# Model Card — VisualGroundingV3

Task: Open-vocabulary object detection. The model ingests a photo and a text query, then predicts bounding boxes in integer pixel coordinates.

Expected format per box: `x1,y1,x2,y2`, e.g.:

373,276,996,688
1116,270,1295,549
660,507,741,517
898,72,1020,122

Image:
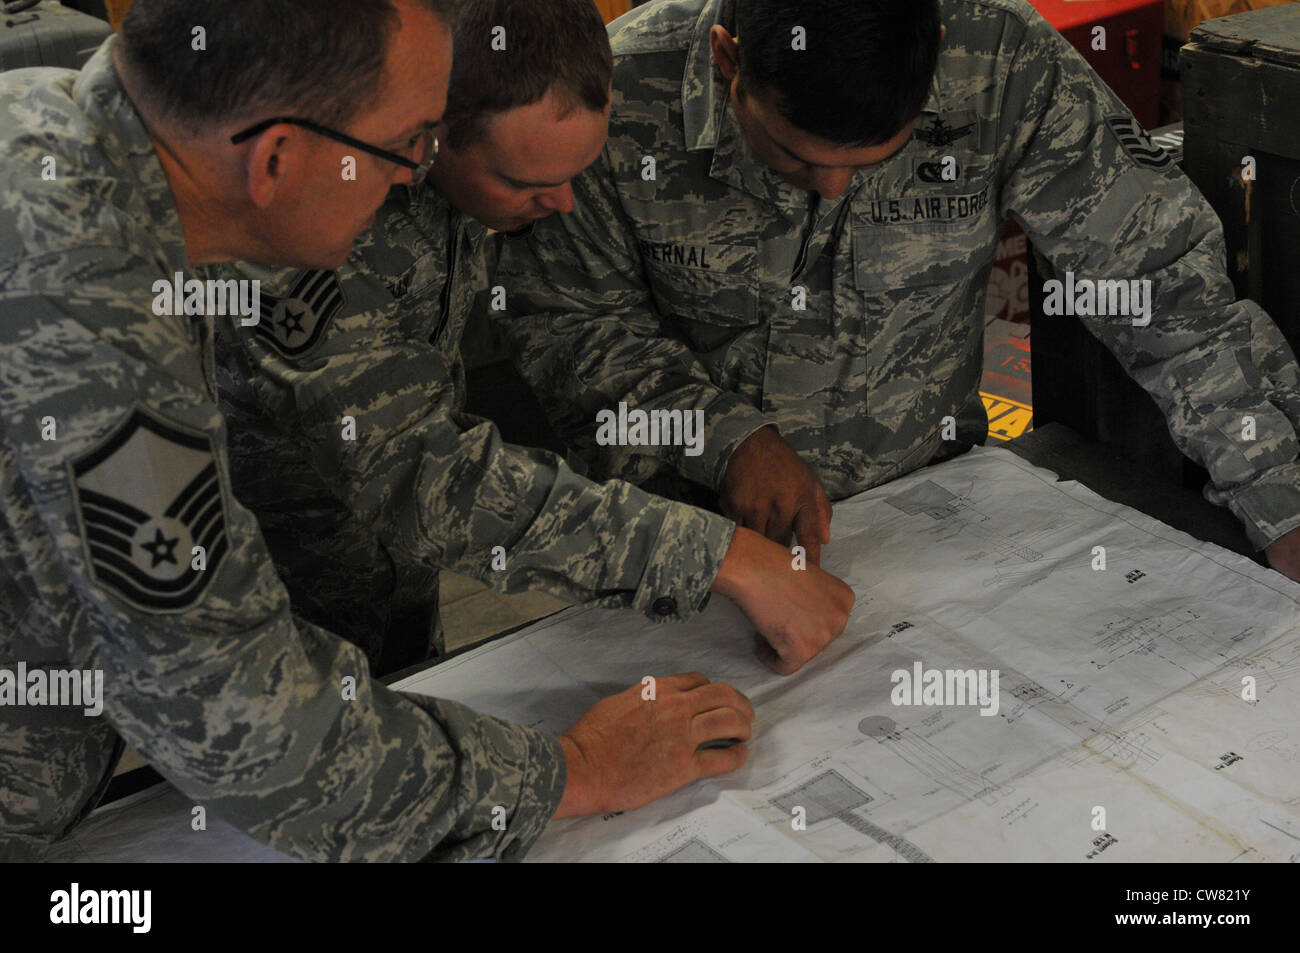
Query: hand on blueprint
1265,525,1300,583
552,673,755,818
721,426,833,565
713,526,855,675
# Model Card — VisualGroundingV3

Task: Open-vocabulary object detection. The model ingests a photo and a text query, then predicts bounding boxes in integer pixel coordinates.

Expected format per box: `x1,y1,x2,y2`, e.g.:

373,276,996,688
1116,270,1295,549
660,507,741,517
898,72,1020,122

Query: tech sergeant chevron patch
1105,116,1173,171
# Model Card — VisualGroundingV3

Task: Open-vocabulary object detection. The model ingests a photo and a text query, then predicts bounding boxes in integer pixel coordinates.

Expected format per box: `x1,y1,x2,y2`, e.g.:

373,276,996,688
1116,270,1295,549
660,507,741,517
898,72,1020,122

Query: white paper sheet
58,447,1300,862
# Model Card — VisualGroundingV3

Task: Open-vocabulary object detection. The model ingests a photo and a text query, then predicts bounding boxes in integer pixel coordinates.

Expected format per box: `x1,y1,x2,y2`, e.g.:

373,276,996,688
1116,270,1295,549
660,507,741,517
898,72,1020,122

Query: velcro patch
861,185,991,226
1106,116,1173,171
636,239,740,271
254,270,345,357
72,408,228,613
913,112,980,150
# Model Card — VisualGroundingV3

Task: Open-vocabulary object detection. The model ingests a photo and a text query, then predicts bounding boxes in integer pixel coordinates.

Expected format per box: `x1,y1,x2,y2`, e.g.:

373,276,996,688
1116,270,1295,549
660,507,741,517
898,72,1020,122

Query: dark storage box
1182,4,1300,359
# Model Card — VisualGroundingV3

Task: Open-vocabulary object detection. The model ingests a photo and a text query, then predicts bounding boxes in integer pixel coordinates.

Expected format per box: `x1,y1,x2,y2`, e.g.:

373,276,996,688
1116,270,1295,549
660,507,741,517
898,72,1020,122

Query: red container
1028,0,1164,128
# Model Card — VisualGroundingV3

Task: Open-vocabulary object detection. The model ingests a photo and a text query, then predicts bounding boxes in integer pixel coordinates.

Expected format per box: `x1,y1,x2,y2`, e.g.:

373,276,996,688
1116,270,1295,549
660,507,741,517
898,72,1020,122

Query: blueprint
54,447,1300,862
395,447,1300,862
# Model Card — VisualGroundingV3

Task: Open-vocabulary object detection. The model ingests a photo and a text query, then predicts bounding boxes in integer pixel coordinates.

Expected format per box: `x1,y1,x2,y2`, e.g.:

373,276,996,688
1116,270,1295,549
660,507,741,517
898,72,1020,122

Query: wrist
720,424,777,483
733,424,778,461
554,733,598,819
711,525,761,601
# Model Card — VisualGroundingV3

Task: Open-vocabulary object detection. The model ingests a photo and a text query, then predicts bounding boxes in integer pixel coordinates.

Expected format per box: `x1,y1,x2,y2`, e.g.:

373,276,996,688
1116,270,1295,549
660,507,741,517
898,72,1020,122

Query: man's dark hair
443,0,612,149
734,0,941,146
119,0,450,131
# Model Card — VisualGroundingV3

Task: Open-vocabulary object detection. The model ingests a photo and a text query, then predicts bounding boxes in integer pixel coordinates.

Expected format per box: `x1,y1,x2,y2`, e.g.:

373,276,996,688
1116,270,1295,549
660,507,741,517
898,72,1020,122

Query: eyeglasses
230,117,439,184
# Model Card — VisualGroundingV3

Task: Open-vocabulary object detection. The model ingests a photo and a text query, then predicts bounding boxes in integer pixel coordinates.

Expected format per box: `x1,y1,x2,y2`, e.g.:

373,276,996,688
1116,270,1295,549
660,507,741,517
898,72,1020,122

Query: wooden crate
1181,4,1300,359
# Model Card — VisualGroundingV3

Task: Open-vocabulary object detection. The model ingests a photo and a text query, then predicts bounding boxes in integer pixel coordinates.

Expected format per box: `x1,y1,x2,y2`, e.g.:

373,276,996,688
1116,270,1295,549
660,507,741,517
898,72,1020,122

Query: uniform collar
681,0,730,153
708,96,790,212
78,36,189,271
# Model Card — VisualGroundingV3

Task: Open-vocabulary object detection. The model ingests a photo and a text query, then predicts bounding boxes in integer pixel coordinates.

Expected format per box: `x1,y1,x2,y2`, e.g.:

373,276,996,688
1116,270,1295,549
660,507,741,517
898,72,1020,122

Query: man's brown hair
443,0,613,149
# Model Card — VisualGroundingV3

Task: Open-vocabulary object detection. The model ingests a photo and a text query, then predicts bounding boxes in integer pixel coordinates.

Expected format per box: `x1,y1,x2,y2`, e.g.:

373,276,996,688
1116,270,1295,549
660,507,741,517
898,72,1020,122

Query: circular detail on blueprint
858,715,897,737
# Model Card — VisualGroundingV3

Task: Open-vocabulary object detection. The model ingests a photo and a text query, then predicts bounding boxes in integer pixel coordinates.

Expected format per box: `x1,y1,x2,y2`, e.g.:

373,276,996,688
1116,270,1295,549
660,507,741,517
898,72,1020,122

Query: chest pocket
362,190,445,301
356,207,449,342
642,240,758,323
852,161,997,294
848,164,996,400
852,217,990,294
367,232,440,302
395,250,445,301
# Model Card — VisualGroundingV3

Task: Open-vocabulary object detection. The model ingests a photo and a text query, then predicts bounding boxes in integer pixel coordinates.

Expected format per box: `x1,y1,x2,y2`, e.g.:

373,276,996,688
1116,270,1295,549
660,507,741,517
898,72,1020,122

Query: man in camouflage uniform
0,0,760,862
496,0,1300,580
216,0,853,679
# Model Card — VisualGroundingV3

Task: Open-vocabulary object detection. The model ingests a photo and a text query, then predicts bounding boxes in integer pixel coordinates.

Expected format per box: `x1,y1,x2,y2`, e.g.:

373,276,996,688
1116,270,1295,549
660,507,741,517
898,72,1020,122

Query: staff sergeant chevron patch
253,270,344,358
71,409,229,613
1105,116,1173,171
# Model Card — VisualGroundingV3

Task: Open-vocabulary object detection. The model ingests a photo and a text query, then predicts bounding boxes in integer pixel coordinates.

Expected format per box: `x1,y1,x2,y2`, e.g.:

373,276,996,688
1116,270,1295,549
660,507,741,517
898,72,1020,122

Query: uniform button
652,596,678,617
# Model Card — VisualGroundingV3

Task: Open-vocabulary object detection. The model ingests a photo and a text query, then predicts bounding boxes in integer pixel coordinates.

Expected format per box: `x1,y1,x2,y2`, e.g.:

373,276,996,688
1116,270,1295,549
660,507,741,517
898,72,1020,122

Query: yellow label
981,392,1034,441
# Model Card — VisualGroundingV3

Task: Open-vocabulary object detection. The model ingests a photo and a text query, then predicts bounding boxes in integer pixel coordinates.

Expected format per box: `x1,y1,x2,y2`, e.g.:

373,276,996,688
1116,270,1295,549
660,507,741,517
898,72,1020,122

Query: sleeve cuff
677,394,773,490
1207,459,1300,549
632,501,736,624
403,697,567,862
496,728,567,862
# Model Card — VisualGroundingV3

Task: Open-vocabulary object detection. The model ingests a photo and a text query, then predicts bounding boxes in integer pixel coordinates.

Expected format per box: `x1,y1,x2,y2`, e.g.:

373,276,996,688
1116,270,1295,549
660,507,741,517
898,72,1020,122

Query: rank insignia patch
1105,116,1173,171
72,409,229,613
254,270,344,358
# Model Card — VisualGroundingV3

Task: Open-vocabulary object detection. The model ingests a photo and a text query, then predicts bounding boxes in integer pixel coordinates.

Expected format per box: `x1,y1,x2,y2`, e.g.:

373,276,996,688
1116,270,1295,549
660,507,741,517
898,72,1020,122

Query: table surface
94,423,1266,811
393,445,1298,862
60,443,1299,862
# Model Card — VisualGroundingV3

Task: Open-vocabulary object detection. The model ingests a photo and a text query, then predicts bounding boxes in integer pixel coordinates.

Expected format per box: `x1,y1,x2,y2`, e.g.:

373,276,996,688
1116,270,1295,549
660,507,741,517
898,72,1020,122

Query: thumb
753,632,799,676
794,507,824,567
